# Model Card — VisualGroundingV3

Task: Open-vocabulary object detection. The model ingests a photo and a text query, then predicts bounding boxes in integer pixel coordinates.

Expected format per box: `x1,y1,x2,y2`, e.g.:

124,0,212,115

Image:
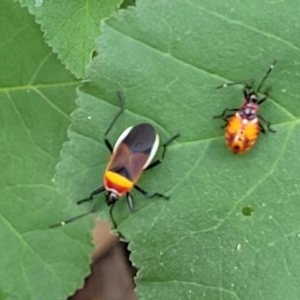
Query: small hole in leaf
242,206,253,216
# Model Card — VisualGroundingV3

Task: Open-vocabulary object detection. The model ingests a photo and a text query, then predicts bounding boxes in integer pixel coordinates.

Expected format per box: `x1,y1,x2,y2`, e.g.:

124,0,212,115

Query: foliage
1,0,300,299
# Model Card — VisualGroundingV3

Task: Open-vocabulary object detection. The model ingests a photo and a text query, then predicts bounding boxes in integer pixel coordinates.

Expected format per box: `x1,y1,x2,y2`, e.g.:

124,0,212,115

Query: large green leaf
55,0,300,299
0,1,92,300
17,0,122,78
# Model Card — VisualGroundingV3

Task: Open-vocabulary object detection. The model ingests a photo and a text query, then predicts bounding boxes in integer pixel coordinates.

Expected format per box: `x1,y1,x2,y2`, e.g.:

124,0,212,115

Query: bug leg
104,138,113,153
214,110,237,128
258,122,266,134
213,108,238,119
257,97,268,105
220,121,229,129
144,133,180,171
218,113,235,128
108,194,135,230
258,115,276,133
109,204,128,241
257,85,270,105
103,92,125,153
134,185,169,200
257,84,272,105
126,192,135,212
109,203,118,229
77,186,106,205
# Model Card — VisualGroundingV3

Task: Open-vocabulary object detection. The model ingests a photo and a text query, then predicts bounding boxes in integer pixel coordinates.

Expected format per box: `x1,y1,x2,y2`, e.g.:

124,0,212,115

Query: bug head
247,92,260,104
105,191,119,206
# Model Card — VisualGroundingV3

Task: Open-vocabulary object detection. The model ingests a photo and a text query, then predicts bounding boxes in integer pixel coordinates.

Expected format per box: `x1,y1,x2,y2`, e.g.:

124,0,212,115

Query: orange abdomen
225,115,259,154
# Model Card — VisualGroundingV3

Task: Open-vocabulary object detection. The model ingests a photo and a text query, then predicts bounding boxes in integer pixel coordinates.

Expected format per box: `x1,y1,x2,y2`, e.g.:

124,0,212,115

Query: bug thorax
238,92,259,120
105,191,119,206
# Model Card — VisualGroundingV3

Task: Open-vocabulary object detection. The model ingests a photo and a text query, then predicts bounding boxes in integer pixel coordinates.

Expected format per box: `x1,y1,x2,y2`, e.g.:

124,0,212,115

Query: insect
214,60,277,154
51,93,180,228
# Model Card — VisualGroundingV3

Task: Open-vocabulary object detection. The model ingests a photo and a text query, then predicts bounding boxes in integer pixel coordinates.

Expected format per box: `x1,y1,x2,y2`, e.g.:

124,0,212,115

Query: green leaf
0,1,92,300
56,0,300,299
121,0,136,9
17,0,122,78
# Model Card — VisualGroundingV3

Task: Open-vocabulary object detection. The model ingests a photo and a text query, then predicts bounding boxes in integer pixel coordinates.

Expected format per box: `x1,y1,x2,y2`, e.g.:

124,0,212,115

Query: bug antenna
49,211,94,228
257,60,277,93
104,92,125,136
216,81,246,89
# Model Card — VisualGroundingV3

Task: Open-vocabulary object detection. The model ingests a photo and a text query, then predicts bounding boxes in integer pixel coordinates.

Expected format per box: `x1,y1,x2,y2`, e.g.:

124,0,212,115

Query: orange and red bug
51,93,179,228
214,60,277,154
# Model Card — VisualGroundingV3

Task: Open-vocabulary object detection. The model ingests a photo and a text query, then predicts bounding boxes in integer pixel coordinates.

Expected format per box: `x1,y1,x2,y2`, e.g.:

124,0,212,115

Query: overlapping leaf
0,2,91,300
17,0,122,78
56,0,300,299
